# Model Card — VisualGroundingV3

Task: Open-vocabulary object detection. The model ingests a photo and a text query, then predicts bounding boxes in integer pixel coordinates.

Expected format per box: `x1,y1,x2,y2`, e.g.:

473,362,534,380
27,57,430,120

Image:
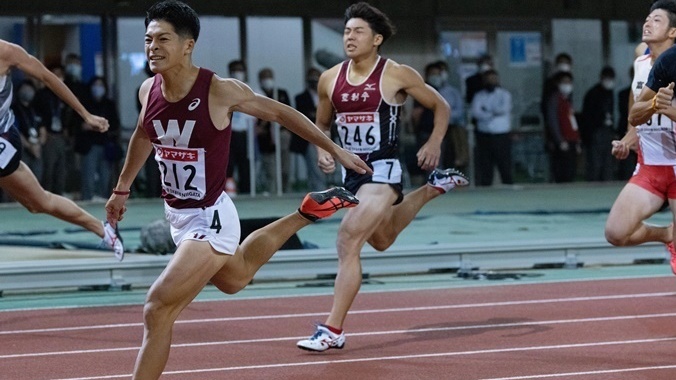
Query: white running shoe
427,168,469,193
101,221,125,261
296,324,345,352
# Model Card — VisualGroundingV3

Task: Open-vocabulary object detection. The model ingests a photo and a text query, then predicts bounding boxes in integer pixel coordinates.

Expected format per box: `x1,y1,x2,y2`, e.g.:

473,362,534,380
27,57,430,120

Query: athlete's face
643,9,676,44
343,18,382,58
144,20,195,73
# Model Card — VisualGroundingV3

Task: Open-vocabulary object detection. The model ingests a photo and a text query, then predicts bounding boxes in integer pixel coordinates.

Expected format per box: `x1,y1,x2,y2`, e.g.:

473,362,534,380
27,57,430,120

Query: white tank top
633,54,676,165
0,74,15,134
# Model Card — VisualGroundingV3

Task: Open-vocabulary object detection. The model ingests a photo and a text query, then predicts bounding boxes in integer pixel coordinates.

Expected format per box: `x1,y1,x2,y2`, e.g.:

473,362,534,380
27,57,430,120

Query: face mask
602,79,615,90
485,84,497,92
440,70,449,82
66,63,82,80
232,71,246,81
307,79,318,91
556,63,572,73
479,63,492,73
559,83,573,95
18,87,35,104
261,78,275,91
91,84,106,99
427,75,443,89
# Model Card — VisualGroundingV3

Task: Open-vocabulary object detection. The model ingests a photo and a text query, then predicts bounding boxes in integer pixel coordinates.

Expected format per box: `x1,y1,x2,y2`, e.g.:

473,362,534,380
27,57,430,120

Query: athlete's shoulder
318,63,342,96
210,75,253,95
656,45,676,66
384,60,423,84
138,76,155,104
636,53,651,63
320,62,342,81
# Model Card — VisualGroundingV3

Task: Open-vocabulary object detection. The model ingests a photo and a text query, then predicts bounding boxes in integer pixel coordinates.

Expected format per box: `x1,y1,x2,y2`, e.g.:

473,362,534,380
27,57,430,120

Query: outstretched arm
224,78,371,175
106,79,154,225
0,41,109,132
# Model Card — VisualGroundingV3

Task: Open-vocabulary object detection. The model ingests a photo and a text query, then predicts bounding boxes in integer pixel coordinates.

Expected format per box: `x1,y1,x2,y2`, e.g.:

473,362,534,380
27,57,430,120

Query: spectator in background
256,67,291,193
616,66,636,180
62,53,89,197
12,79,45,181
75,76,121,201
64,53,87,100
291,67,327,191
581,66,616,182
541,53,573,114
541,52,573,181
226,59,256,196
33,64,69,195
411,62,443,186
465,54,493,104
470,69,513,186
545,71,580,183
434,60,467,172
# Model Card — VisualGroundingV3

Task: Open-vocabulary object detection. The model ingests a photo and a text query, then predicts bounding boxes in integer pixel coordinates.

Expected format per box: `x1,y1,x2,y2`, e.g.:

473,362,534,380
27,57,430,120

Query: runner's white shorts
164,192,240,255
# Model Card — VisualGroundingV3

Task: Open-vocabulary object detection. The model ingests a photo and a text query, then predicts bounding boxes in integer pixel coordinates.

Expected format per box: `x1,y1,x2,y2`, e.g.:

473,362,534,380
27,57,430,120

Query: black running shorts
0,126,22,177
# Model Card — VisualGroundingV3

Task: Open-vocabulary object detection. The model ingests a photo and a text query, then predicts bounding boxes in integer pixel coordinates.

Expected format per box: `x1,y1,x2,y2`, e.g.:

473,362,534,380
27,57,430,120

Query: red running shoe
667,242,676,275
298,187,359,222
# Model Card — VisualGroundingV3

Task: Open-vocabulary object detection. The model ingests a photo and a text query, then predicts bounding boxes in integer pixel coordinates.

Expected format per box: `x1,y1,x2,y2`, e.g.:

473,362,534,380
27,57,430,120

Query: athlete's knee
604,226,629,246
368,235,395,252
211,274,250,295
142,298,172,330
215,279,248,295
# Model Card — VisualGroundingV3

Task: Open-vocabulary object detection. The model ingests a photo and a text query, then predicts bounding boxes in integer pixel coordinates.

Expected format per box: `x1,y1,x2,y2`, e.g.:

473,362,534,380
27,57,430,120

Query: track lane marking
480,365,676,379
2,291,675,336
3,311,676,359
51,337,676,380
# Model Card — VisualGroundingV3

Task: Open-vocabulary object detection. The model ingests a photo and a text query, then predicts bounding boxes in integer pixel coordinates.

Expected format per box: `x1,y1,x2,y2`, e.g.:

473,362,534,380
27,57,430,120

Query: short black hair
555,52,573,64
344,2,396,44
650,0,676,28
424,62,439,77
600,66,615,78
145,0,200,41
554,71,573,82
228,59,245,73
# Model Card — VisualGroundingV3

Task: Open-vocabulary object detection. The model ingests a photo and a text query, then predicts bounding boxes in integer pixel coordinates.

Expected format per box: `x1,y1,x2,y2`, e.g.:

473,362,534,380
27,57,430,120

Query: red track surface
3,277,676,379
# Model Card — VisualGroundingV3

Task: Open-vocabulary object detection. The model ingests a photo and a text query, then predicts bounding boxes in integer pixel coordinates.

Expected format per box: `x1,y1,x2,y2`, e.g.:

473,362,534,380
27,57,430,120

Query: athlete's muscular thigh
337,184,397,252
606,183,665,237
147,240,229,306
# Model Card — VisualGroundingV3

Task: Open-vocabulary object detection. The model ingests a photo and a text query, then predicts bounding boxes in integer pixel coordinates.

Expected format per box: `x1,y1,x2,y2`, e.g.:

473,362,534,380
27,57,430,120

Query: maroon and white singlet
330,56,401,164
144,68,232,209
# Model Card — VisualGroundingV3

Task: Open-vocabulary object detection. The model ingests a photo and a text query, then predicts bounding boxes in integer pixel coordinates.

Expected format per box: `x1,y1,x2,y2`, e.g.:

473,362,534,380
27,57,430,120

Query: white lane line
51,337,676,380
480,365,676,379
3,311,676,359
2,291,675,336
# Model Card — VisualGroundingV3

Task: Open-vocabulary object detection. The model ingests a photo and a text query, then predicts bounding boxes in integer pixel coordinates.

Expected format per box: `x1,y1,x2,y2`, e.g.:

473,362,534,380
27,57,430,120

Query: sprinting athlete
0,38,123,259
613,0,676,273
103,1,371,378
296,2,469,352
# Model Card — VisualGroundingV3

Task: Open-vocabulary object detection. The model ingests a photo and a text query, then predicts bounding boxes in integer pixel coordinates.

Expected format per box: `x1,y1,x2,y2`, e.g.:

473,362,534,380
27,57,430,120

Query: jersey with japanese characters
331,57,401,163
634,53,676,165
144,68,232,209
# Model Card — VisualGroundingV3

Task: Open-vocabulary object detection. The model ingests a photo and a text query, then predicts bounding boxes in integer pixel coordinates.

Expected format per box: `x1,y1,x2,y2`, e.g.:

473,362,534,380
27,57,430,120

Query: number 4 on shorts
210,210,222,233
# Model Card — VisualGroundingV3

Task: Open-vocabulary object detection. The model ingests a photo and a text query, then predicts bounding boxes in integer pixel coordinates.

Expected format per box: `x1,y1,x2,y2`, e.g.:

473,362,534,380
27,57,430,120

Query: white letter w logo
152,119,196,147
